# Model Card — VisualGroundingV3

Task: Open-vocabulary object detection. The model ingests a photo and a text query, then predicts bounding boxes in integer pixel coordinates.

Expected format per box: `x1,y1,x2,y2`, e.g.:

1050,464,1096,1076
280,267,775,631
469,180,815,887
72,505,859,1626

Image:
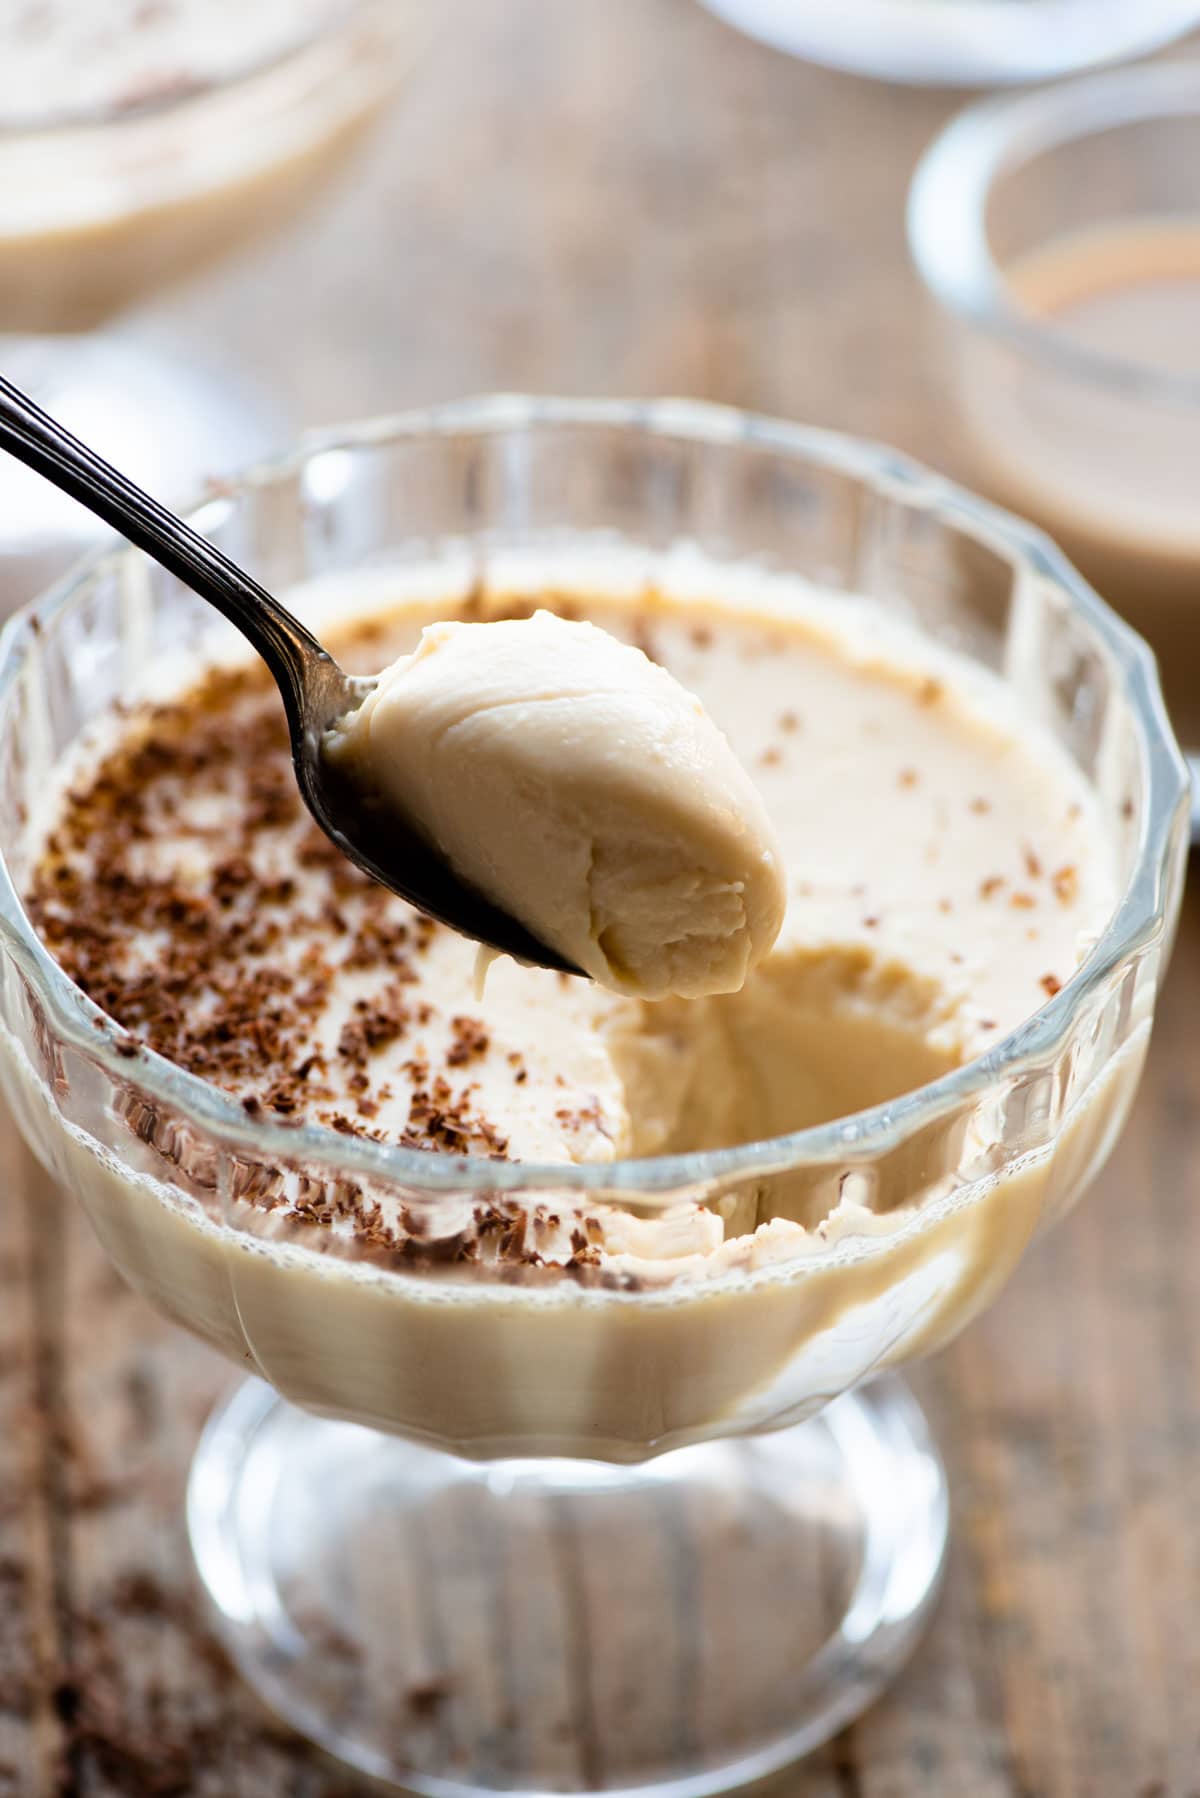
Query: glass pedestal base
188,1376,947,1794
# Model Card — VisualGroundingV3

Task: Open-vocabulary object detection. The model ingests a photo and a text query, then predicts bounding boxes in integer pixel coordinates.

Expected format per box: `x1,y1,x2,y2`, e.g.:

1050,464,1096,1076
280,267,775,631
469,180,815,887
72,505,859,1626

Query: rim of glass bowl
908,59,1200,411
0,0,398,137
0,394,1186,1203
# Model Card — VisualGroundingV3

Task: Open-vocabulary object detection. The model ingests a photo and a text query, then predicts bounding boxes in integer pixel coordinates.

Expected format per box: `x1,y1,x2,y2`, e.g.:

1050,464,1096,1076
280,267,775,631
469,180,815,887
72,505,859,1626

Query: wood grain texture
2,0,1198,1791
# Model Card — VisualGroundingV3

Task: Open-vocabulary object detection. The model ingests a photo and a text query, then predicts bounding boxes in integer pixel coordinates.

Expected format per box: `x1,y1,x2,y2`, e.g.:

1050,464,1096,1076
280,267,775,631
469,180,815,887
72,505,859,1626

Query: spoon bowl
0,372,581,975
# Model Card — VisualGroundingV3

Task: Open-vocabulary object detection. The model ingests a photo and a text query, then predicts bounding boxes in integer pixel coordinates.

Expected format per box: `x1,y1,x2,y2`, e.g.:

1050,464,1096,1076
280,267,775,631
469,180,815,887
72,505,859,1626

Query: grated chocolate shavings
24,645,520,1190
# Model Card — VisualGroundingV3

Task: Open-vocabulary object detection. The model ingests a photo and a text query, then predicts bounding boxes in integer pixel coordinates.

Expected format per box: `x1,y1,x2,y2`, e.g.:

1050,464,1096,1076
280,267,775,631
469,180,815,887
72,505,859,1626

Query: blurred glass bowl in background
0,0,427,620
910,60,1200,808
0,398,1187,1792
698,0,1200,86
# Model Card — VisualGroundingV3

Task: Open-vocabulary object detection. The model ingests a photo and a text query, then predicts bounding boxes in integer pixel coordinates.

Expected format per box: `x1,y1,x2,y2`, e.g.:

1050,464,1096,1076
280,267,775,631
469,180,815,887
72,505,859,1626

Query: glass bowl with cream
0,0,414,333
909,60,1200,781
696,0,1200,87
0,0,426,619
0,398,1187,1796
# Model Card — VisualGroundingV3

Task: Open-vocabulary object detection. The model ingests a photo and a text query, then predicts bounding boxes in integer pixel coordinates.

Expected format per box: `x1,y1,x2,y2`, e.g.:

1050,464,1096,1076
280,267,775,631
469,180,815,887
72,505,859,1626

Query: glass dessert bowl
0,0,412,333
908,61,1200,779
695,0,1200,87
0,398,1187,1795
0,0,425,614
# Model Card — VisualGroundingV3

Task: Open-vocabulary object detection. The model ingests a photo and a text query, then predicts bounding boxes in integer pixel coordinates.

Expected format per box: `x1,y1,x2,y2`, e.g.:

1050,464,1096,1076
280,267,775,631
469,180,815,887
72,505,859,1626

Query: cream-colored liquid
1017,226,1200,374
6,559,1136,1462
963,221,1200,738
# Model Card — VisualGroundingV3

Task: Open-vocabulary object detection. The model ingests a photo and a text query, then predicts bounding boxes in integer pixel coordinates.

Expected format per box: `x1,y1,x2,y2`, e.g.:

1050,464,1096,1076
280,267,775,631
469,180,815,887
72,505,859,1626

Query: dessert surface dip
17,556,1131,1459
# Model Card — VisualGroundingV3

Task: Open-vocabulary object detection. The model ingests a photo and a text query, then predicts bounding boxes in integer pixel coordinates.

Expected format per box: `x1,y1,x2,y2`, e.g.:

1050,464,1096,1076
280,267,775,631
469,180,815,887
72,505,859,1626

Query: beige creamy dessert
328,609,786,998
19,563,1133,1459
0,0,395,330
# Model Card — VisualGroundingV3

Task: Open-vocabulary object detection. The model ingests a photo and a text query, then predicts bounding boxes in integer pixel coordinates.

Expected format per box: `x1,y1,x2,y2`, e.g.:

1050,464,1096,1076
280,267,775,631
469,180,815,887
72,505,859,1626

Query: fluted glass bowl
0,398,1187,1795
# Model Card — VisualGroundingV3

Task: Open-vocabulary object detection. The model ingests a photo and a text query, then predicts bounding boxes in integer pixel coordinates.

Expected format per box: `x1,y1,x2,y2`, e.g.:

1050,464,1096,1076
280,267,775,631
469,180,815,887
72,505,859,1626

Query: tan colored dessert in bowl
13,552,1137,1460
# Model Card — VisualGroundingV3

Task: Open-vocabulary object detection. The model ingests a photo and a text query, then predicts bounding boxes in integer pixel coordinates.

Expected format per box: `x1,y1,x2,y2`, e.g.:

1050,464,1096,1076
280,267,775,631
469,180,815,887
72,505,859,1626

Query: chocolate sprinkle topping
25,654,506,1161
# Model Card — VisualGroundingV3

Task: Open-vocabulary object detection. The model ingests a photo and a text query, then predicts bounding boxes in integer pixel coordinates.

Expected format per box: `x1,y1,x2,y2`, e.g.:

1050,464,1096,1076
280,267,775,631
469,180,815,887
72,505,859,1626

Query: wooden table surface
3,2,1199,1792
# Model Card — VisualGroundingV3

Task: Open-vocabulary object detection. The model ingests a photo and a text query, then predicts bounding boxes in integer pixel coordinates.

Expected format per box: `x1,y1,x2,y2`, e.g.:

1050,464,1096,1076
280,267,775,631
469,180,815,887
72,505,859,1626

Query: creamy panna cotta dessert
20,555,1133,1459
327,608,788,999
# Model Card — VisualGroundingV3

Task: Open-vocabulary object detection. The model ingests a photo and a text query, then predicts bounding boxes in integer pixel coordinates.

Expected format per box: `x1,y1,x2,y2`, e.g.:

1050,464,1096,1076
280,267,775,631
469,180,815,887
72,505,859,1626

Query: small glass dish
0,0,419,333
0,2,428,631
697,0,1200,88
909,60,1200,784
0,398,1188,1794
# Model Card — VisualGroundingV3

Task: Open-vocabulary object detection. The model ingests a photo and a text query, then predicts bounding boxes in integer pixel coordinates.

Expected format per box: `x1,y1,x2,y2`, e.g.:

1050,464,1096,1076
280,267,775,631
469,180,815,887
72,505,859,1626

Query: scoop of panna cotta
325,609,786,999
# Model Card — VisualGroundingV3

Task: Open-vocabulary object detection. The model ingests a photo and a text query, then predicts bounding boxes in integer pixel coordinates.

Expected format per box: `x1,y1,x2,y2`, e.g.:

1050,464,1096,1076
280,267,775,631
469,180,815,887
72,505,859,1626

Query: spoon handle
0,371,339,736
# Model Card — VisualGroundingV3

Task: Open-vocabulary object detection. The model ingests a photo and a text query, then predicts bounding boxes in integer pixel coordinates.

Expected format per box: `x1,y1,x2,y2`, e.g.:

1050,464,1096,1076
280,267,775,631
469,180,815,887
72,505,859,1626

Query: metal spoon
0,372,581,974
